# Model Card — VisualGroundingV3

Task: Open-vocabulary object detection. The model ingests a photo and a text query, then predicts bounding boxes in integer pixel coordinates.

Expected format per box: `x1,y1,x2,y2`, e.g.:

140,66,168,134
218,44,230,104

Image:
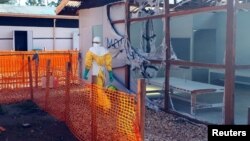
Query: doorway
14,31,28,51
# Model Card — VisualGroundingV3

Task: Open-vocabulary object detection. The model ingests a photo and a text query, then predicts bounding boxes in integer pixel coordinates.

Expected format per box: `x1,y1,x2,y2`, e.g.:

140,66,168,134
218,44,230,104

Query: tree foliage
26,0,45,6
0,0,61,7
0,0,16,4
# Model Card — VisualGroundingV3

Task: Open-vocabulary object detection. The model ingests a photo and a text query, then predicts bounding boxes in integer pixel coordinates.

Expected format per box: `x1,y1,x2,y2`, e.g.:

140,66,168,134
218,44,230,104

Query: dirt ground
0,100,77,141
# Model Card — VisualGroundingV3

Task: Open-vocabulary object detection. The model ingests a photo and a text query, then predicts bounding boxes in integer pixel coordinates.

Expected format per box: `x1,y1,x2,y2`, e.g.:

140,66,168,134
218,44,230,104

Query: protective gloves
83,68,89,80
108,71,114,83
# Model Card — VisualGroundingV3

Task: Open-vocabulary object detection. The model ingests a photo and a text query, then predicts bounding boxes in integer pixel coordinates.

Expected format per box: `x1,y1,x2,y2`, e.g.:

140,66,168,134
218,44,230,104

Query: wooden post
45,59,51,110
224,0,236,125
69,53,73,77
91,75,97,141
164,0,171,112
248,107,250,125
78,52,83,79
35,58,38,88
32,52,39,88
125,0,130,40
69,53,73,65
137,79,145,141
65,62,71,122
125,65,130,89
22,54,25,83
28,57,33,100
53,19,56,50
125,0,131,90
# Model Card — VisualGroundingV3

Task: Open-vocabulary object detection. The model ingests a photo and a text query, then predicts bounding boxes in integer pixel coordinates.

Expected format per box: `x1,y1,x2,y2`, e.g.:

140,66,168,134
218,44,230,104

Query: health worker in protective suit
83,36,113,86
83,36,113,111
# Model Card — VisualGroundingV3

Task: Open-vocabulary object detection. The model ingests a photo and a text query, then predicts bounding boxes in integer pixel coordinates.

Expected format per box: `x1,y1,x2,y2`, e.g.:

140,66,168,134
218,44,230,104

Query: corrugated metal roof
0,4,56,15
66,1,81,7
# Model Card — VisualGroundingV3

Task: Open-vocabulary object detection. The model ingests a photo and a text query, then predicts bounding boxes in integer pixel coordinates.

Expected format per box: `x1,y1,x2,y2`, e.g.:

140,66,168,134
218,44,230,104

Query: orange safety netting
0,51,78,104
0,51,141,141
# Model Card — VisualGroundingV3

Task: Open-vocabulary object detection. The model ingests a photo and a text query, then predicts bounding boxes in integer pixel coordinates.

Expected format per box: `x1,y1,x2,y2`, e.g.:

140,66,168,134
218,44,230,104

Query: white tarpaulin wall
79,2,128,87
103,3,128,67
79,2,127,67
79,2,160,110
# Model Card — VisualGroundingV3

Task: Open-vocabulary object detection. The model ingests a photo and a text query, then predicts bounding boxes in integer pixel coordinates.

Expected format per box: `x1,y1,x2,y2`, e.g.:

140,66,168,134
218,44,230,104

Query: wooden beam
111,1,125,6
112,19,125,24
112,5,226,25
170,60,225,69
56,0,70,15
0,13,78,19
164,0,171,112
112,14,165,24
169,5,226,17
146,90,164,93
130,14,165,22
224,0,236,125
235,65,250,69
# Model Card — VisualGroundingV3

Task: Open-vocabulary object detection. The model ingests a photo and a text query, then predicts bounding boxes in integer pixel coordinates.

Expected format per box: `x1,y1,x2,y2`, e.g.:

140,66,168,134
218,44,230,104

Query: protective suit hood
89,44,108,56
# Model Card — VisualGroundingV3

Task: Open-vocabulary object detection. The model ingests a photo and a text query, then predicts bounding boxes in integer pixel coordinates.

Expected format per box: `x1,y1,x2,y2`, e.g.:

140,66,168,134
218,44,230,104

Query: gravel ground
145,108,208,141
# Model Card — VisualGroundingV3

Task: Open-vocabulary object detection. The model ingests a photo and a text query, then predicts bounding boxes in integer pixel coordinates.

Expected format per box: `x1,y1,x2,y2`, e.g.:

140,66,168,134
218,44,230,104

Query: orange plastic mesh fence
0,51,78,104
33,66,67,121
0,51,141,141
0,54,32,104
65,79,140,141
33,74,141,141
37,53,79,84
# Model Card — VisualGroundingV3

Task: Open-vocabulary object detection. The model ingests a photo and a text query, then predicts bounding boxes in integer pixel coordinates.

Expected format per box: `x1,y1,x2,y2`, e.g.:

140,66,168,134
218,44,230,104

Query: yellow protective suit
84,44,112,110
85,47,112,86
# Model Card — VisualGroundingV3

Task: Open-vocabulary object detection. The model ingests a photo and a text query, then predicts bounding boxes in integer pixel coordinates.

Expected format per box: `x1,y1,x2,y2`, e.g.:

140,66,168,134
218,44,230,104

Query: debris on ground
145,108,207,141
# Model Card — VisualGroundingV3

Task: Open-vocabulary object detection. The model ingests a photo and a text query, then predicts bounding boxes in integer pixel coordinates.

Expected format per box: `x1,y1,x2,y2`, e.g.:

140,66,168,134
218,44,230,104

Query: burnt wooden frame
110,0,250,124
